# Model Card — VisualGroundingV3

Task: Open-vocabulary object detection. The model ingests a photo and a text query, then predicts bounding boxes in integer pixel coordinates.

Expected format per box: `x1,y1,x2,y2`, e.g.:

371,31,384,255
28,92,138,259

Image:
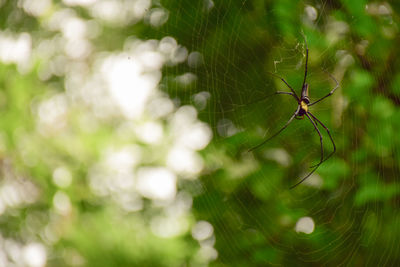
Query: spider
249,34,339,189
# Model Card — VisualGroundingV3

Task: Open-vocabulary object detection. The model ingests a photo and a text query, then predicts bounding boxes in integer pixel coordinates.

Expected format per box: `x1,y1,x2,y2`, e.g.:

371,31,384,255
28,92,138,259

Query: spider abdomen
298,100,308,116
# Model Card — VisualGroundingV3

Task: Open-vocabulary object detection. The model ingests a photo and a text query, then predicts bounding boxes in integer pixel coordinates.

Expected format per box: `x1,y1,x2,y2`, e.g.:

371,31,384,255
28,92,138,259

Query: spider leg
308,112,336,165
305,113,324,168
289,113,323,188
266,72,300,101
275,91,298,100
236,91,298,108
289,164,319,189
308,71,339,106
308,115,324,168
301,32,309,88
248,107,299,152
231,91,297,109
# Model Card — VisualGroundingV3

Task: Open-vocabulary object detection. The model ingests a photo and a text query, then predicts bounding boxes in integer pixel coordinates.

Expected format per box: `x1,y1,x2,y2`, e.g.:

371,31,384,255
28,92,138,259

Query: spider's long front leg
301,32,309,89
248,107,299,152
308,112,336,165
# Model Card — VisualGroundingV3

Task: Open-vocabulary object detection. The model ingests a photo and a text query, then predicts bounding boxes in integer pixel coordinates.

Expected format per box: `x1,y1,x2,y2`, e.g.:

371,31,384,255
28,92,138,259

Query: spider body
296,84,310,119
248,34,339,189
296,102,308,118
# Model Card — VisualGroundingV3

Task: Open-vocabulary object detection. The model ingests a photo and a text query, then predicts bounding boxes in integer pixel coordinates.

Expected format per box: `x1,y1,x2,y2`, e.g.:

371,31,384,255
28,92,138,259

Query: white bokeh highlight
0,32,31,71
53,167,73,188
192,221,214,241
22,243,47,267
104,57,156,119
136,167,177,202
295,216,315,234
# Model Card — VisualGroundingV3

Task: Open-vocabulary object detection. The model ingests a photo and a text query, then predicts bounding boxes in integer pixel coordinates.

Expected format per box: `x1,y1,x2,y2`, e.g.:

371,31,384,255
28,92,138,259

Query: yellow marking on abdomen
301,101,308,112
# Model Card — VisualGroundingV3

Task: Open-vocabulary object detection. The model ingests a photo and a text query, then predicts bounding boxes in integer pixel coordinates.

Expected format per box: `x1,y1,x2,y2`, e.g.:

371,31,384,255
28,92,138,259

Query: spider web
159,0,400,266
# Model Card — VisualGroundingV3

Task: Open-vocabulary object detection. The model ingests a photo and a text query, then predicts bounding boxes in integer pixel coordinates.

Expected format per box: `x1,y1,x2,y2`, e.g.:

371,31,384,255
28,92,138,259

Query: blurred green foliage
0,0,400,266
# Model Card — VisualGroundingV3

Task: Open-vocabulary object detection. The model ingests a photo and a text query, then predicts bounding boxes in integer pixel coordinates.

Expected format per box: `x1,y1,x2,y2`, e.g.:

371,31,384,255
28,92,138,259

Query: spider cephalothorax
249,34,339,188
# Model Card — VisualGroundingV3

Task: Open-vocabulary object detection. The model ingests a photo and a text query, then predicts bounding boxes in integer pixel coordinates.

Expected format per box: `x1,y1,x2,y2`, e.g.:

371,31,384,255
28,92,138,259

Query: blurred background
0,0,399,266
